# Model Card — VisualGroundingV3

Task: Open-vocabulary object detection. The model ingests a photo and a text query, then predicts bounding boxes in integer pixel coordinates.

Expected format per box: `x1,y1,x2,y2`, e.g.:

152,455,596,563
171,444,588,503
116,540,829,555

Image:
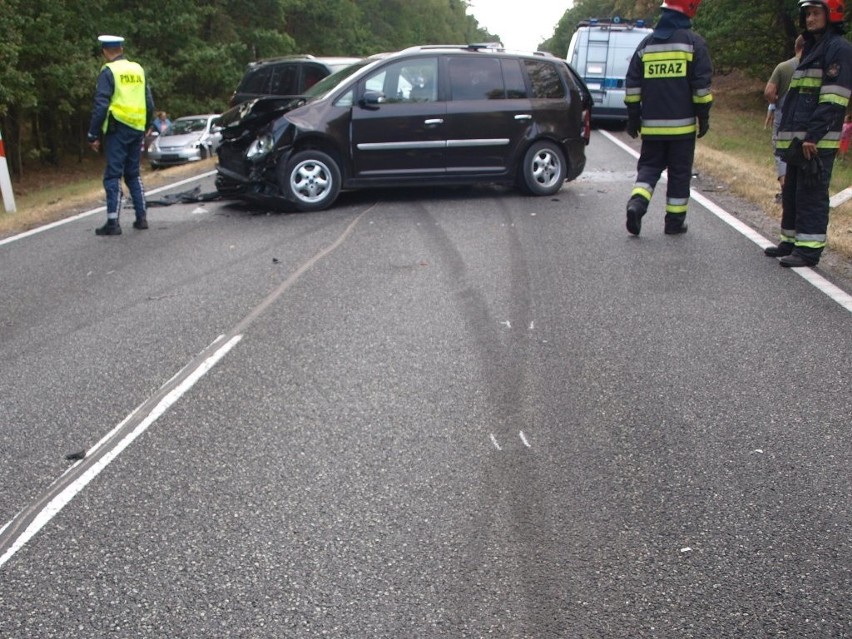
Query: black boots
764,242,794,257
664,221,688,235
95,218,147,234
779,253,817,268
627,198,687,235
765,242,818,267
626,198,646,236
95,221,121,236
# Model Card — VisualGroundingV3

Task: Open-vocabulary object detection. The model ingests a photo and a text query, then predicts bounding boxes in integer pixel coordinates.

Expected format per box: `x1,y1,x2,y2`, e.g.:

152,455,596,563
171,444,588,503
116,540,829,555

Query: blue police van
566,18,652,123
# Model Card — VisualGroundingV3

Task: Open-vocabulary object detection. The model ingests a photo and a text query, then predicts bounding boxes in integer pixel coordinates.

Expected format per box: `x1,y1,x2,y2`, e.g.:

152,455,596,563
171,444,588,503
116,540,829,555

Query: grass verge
0,157,216,239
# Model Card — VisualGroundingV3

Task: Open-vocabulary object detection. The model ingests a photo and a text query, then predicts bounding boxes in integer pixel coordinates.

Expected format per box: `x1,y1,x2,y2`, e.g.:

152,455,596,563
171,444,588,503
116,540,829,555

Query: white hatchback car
148,114,222,169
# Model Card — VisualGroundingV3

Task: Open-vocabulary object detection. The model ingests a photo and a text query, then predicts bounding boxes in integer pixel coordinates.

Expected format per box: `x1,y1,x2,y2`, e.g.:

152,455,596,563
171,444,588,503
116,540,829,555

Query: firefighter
767,0,852,267
87,35,154,236
624,0,713,236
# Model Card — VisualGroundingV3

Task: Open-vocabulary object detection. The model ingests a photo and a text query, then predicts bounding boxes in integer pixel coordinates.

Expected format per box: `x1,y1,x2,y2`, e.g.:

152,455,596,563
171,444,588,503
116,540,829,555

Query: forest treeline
0,0,837,179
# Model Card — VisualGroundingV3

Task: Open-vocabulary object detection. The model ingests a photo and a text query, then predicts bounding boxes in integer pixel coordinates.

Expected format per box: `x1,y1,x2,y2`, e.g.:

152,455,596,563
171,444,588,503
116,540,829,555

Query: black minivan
216,44,592,211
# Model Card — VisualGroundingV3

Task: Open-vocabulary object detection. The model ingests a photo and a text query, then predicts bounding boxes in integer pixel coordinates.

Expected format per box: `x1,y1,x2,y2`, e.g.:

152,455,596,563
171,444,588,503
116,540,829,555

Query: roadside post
0,128,16,213
830,185,852,208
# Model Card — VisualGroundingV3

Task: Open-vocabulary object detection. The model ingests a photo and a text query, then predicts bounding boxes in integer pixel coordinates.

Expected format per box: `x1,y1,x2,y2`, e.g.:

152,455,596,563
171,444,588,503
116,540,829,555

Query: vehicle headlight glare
246,134,274,160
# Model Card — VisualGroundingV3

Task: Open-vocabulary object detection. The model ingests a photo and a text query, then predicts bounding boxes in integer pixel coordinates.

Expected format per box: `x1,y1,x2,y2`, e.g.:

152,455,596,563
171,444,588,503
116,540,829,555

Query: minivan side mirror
360,90,386,110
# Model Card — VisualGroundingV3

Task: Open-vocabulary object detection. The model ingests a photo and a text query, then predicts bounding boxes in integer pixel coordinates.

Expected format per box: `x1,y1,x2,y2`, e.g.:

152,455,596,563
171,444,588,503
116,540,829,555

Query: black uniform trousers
632,137,695,231
780,150,834,263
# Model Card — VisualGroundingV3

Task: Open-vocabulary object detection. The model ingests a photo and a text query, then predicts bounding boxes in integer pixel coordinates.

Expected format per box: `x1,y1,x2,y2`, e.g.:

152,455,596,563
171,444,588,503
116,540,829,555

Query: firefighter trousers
628,137,695,231
779,151,834,263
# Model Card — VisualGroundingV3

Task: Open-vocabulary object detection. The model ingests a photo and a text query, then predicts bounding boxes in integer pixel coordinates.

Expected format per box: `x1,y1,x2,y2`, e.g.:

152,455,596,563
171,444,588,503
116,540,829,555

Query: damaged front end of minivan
214,97,303,205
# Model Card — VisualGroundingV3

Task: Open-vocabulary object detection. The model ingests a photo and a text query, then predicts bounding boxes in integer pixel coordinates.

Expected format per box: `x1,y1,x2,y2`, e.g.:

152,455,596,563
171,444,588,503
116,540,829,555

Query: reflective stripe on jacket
776,29,852,152
624,28,713,139
102,59,147,133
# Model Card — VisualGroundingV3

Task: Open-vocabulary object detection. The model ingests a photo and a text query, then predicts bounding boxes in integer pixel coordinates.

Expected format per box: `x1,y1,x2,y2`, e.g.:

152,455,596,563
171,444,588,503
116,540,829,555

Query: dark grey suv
216,44,592,211
229,55,361,106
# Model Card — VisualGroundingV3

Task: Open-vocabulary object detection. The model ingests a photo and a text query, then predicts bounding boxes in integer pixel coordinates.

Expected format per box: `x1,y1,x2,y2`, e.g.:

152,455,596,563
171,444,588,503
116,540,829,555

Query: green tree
0,0,32,176
0,0,507,178
695,0,800,76
539,0,656,55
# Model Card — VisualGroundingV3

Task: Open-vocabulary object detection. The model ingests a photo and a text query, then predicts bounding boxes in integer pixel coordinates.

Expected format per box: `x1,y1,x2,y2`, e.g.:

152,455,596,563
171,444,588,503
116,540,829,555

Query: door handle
424,119,444,126
514,114,532,121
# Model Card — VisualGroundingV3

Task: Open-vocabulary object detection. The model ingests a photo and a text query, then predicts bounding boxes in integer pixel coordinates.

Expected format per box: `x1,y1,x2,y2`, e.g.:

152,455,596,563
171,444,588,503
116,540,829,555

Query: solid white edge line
0,333,242,569
0,170,217,247
598,129,852,314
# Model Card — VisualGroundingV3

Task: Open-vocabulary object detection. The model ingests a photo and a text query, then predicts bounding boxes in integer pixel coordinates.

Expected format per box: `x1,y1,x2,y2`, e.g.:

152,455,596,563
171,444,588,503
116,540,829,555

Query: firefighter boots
626,197,647,236
779,253,817,268
664,220,688,234
764,242,794,257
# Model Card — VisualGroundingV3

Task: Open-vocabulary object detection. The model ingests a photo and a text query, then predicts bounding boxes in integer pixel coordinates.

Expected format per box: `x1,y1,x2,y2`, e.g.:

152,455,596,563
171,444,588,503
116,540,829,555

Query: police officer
624,0,713,236
767,0,852,267
87,35,154,236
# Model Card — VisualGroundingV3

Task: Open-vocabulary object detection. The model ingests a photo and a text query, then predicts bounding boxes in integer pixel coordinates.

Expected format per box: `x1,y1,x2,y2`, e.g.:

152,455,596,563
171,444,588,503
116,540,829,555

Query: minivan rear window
268,65,298,95
524,60,566,100
239,67,272,94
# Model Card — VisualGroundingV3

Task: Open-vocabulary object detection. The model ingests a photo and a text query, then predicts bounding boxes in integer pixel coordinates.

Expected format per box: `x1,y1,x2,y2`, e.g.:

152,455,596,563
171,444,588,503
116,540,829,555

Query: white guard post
829,185,852,209
0,128,16,213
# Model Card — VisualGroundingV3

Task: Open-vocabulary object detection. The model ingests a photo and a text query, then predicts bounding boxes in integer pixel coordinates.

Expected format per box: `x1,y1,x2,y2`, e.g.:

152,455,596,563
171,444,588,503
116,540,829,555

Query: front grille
217,140,250,177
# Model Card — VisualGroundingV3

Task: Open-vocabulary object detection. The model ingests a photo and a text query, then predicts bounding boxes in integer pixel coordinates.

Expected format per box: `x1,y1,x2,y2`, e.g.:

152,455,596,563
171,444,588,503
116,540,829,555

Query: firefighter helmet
660,0,702,19
799,0,845,24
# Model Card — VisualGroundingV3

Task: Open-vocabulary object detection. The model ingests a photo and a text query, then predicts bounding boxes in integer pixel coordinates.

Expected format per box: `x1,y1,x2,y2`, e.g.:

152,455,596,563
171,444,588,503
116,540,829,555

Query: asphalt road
0,131,850,638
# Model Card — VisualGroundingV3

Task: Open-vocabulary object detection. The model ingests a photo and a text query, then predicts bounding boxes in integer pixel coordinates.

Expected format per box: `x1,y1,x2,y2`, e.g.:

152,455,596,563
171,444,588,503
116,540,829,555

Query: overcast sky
466,0,569,52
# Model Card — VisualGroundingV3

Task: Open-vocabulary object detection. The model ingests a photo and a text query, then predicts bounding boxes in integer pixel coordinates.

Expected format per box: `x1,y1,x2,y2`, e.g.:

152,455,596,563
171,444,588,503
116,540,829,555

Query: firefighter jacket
776,27,852,154
624,18,713,139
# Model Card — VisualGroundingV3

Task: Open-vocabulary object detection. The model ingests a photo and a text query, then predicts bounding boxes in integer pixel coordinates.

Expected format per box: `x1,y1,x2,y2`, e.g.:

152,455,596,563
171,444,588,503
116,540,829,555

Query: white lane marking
519,431,531,448
599,130,852,315
0,209,369,568
0,334,242,569
490,433,502,450
500,320,511,329
0,170,217,247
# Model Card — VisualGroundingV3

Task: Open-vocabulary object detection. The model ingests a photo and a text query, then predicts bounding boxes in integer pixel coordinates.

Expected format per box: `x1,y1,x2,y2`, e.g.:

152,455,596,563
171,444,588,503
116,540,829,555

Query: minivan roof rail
577,17,649,29
399,42,507,54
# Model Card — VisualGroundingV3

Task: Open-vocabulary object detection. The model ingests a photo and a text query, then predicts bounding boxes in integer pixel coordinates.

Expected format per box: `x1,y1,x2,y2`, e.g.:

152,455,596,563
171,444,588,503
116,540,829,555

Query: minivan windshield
303,60,372,98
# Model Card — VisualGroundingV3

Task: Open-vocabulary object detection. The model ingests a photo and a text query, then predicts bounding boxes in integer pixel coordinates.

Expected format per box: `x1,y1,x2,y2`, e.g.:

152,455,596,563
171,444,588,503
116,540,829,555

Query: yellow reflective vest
102,59,147,133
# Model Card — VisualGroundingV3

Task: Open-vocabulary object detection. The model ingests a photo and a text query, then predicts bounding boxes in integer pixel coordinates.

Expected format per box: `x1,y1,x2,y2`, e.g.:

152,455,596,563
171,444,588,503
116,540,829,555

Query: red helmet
661,0,702,19
799,0,845,23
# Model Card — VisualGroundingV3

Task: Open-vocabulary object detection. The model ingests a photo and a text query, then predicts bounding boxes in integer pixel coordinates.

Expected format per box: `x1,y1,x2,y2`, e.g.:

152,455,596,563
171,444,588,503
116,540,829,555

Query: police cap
97,35,125,49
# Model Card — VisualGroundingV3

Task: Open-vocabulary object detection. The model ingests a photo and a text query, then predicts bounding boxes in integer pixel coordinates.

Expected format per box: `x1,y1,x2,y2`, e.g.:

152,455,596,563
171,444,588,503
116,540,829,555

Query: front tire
279,149,341,212
519,141,566,196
